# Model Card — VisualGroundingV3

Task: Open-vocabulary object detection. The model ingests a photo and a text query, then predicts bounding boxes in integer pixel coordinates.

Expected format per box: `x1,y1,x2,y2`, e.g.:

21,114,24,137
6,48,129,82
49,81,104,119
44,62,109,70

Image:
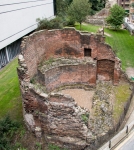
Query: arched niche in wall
97,59,115,81
84,48,92,57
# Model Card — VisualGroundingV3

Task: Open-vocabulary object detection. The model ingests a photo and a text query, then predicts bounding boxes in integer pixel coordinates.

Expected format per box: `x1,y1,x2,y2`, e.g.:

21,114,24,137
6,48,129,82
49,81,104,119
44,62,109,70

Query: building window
132,15,134,20
84,48,91,57
53,0,57,15
0,38,21,69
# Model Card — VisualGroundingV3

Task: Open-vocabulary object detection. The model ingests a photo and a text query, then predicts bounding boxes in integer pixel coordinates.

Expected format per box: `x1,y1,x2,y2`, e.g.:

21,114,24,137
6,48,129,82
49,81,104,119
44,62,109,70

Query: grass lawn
0,57,23,122
75,23,134,70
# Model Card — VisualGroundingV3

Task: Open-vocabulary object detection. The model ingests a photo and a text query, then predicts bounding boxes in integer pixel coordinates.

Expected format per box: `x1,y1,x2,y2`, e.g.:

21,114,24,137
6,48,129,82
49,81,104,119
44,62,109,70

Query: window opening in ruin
84,48,91,57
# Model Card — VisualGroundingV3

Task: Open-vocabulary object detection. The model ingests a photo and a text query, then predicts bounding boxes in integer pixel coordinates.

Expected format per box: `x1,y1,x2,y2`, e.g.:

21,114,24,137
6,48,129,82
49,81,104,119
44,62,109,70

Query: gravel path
104,32,112,37
126,67,134,78
60,89,94,111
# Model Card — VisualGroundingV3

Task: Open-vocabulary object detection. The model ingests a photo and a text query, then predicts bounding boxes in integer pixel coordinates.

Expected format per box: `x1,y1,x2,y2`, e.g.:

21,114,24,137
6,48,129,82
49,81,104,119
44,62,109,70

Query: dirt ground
60,89,95,111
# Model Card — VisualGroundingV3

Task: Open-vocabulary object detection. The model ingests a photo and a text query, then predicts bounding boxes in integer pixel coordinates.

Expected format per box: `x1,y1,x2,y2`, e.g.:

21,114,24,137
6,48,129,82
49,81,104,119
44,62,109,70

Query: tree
106,4,125,30
56,0,73,16
89,0,106,15
68,0,91,30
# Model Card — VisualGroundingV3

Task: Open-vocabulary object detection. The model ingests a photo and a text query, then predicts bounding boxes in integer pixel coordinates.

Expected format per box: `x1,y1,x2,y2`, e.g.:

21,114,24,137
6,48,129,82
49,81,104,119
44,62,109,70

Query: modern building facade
117,0,130,12
129,0,134,22
0,0,55,69
117,0,134,22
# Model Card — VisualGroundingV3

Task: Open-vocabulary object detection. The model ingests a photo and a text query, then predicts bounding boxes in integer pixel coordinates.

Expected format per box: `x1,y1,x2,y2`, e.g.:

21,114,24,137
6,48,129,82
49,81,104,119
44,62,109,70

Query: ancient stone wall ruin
85,0,116,25
18,28,122,149
38,57,96,91
21,28,120,85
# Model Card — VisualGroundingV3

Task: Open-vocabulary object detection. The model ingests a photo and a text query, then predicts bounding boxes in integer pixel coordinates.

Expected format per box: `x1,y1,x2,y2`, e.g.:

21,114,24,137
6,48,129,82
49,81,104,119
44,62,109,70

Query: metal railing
99,120,134,150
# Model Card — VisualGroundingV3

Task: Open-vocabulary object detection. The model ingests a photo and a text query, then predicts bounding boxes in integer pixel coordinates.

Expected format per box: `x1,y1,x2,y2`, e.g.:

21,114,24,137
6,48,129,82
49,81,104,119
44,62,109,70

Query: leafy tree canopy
89,0,106,14
56,0,106,16
68,0,91,30
106,4,125,30
56,0,73,16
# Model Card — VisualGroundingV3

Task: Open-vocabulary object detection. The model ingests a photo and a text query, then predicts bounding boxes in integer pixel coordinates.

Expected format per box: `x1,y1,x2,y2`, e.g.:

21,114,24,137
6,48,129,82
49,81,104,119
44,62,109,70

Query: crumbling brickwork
18,28,121,149
21,28,120,84
37,57,96,91
97,59,115,81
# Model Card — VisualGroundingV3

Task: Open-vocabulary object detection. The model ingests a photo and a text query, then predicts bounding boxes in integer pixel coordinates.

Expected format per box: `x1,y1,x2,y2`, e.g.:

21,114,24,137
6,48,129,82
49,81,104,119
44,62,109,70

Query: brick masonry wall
18,28,122,149
21,28,120,84
97,59,115,81
38,63,96,92
17,57,91,149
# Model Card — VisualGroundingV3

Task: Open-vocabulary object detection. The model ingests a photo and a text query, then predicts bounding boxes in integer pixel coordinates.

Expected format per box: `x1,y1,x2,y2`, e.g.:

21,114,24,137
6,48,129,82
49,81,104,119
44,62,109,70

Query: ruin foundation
17,28,122,149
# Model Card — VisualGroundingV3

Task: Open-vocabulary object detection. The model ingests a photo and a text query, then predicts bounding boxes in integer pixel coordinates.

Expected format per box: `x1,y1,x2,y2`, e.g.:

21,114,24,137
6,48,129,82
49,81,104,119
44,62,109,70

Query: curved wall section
38,58,97,91
21,28,120,85
17,28,122,149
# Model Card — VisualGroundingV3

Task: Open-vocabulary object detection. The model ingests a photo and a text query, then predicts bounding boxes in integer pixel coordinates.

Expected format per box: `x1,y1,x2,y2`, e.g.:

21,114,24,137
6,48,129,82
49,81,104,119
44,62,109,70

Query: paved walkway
126,67,134,79
114,130,134,150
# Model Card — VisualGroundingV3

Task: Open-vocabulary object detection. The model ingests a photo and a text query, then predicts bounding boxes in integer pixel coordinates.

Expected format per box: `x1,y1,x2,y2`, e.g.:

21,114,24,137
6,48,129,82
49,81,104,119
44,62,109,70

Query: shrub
67,0,91,30
0,116,20,150
106,4,125,30
48,144,61,150
48,144,67,150
36,16,63,31
64,17,75,26
81,113,89,125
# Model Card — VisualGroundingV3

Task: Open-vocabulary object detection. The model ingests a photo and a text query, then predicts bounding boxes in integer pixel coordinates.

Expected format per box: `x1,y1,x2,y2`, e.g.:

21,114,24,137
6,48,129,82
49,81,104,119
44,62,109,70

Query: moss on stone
113,83,131,121
81,113,89,125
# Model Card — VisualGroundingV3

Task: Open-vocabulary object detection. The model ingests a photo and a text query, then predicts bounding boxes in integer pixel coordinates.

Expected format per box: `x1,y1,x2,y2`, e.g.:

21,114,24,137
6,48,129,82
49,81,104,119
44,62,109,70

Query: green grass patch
81,113,89,125
48,144,67,150
0,58,23,122
113,83,131,121
39,57,55,68
75,23,134,70
105,28,134,70
75,23,100,33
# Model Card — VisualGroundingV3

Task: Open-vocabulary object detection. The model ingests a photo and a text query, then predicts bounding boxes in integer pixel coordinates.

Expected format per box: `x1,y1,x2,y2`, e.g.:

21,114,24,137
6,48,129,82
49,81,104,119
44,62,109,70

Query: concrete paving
126,67,134,79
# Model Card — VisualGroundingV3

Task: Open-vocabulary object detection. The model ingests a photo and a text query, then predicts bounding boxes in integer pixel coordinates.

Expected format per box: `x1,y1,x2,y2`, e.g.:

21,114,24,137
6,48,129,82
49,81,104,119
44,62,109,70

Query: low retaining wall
85,8,110,25
123,21,134,35
99,120,134,150
115,90,133,131
99,80,134,150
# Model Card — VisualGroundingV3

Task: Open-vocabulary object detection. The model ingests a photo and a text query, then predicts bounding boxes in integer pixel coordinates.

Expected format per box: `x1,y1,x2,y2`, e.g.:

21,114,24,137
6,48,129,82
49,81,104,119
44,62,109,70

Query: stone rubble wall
86,0,117,25
17,55,94,149
86,8,110,25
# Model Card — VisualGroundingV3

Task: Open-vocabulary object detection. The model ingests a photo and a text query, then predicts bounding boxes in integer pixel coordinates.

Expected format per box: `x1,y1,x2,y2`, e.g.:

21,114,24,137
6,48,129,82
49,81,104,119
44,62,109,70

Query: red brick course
18,28,122,149
21,28,120,84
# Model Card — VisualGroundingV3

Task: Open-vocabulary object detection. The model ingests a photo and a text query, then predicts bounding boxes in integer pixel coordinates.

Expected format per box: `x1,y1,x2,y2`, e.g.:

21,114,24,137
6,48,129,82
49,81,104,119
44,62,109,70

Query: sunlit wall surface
0,0,54,50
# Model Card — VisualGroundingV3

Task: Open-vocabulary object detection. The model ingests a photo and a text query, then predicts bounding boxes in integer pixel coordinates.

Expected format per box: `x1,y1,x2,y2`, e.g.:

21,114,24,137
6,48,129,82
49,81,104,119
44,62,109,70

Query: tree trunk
80,22,82,30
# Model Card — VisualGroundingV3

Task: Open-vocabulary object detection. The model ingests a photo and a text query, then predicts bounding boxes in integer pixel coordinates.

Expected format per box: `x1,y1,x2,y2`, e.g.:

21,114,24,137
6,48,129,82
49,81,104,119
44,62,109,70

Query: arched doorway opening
97,59,115,81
